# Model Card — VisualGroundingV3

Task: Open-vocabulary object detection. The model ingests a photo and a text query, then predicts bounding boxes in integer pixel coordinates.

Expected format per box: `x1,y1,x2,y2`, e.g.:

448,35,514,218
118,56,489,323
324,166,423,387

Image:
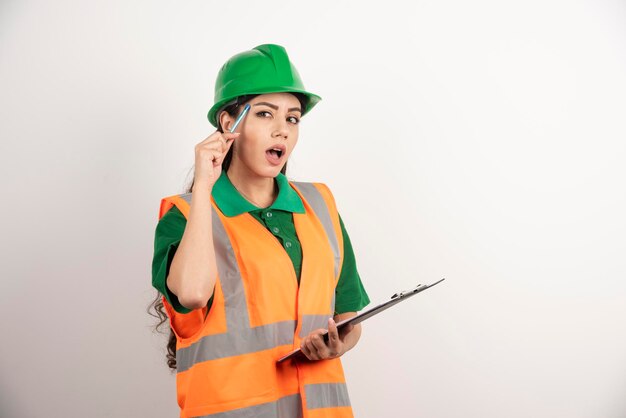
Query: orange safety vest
158,181,354,418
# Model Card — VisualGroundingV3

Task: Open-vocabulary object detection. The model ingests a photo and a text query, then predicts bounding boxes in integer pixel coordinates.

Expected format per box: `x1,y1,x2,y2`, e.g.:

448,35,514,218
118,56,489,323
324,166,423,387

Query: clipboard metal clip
390,278,445,299
391,284,424,299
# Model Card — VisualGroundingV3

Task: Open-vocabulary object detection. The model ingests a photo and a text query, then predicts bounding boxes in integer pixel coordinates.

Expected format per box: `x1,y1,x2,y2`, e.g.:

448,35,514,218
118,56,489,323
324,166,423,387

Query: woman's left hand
300,318,356,361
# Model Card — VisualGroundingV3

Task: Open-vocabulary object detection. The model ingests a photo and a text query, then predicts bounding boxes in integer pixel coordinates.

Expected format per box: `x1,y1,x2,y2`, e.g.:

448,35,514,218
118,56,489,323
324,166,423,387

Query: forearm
334,312,362,355
167,187,217,309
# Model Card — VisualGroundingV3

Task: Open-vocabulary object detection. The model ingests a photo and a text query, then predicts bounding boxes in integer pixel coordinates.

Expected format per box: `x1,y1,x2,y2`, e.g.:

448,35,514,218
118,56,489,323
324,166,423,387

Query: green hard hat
207,44,321,127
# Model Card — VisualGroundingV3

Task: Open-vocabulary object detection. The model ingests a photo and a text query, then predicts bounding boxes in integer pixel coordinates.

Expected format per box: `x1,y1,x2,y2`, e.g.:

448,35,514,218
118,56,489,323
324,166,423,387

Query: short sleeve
334,214,370,314
151,205,192,314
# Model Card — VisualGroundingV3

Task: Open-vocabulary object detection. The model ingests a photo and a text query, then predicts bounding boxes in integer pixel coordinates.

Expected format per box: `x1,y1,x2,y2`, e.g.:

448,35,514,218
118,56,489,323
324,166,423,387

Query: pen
229,103,251,133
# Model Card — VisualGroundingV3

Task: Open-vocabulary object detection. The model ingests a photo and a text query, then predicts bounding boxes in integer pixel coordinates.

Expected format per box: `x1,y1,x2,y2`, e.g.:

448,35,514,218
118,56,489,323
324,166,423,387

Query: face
221,93,302,178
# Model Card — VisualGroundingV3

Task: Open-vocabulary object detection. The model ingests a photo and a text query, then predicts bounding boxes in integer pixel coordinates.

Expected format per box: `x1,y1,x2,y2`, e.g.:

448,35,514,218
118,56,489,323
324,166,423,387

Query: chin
253,165,283,179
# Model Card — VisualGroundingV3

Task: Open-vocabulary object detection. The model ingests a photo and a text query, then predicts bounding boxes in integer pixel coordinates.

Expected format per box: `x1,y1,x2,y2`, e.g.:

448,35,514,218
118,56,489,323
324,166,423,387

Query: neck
226,163,278,209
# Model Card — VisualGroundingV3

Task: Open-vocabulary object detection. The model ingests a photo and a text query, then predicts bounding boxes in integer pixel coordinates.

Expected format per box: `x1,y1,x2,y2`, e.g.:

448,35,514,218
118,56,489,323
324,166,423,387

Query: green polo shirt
152,171,370,315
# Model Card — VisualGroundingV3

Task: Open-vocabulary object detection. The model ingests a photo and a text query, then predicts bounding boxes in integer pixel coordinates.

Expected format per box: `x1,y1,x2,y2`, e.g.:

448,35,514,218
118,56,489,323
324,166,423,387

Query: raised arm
166,131,238,310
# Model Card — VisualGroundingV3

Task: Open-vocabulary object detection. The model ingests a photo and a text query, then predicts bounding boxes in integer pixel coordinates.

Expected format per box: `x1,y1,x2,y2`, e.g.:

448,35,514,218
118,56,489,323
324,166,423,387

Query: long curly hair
148,93,306,370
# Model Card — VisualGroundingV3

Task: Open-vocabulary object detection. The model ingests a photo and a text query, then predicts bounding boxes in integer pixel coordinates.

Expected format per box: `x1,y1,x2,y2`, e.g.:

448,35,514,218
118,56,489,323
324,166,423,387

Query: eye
256,110,272,118
287,116,300,124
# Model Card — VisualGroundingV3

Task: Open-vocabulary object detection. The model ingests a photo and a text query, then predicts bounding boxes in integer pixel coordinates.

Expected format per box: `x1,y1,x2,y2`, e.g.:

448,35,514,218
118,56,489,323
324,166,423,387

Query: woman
151,44,370,418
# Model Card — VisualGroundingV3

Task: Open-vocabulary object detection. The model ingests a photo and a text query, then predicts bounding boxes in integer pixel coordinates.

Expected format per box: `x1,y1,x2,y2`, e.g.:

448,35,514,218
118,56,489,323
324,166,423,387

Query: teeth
267,147,284,159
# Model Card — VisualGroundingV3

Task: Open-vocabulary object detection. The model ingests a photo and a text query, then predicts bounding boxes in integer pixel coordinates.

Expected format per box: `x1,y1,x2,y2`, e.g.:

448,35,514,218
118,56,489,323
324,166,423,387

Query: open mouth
267,148,284,158
266,144,287,161
265,145,286,166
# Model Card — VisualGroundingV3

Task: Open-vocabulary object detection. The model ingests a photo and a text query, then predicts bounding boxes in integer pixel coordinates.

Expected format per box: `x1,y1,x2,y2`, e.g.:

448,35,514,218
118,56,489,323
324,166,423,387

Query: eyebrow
253,102,302,113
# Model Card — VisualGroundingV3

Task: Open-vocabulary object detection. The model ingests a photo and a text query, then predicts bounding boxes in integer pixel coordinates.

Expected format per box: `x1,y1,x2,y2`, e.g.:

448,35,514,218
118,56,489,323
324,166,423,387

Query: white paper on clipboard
276,278,445,363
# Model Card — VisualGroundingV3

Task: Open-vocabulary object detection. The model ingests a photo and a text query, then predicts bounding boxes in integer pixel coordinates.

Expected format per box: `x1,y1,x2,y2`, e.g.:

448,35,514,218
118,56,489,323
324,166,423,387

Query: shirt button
285,241,292,248
272,227,280,234
266,211,273,218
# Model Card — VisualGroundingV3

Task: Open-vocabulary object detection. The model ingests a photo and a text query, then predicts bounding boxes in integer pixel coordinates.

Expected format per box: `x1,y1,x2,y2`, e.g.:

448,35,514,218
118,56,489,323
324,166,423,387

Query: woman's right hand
193,131,240,192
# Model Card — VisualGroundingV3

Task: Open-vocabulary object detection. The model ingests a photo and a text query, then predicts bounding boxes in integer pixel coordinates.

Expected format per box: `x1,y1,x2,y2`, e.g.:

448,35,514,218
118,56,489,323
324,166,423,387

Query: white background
2,0,626,417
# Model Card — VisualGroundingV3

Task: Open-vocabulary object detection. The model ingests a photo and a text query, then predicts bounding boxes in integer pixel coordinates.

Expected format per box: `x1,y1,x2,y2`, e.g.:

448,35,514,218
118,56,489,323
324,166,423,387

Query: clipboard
276,278,445,363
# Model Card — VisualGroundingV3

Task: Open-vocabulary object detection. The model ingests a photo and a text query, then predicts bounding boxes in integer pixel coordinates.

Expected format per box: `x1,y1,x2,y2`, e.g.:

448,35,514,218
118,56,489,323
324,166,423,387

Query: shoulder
156,200,187,239
290,180,342,232
160,192,192,218
289,180,336,202
290,180,339,211
160,203,186,222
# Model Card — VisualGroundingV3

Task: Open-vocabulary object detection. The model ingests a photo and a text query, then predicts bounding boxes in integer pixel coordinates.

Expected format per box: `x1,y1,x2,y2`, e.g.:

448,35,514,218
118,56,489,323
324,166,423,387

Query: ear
219,110,235,132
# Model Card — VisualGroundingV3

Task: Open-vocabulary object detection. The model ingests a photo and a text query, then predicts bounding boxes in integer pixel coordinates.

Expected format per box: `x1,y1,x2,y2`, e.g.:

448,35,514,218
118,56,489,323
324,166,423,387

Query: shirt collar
212,170,305,217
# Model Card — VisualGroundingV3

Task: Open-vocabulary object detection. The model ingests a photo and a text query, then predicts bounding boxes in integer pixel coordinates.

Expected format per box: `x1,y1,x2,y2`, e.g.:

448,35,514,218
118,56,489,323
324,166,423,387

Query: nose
271,118,289,140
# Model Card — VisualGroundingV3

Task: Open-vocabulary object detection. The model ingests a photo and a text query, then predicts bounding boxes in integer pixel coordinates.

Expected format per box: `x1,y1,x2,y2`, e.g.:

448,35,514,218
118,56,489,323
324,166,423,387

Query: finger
200,136,232,154
326,320,341,357
301,339,316,360
199,141,225,152
212,133,238,153
311,333,329,355
195,144,220,159
223,136,236,153
222,132,240,142
197,131,239,146
300,340,313,360
213,154,226,166
206,150,223,166
213,148,231,166
306,339,323,360
328,319,339,345
197,131,222,145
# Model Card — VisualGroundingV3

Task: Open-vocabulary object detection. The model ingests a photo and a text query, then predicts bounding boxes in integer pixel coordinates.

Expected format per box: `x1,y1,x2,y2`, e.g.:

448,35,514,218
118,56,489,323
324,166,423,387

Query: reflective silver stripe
179,193,192,205
211,207,251,332
179,193,250,331
304,383,351,409
291,182,341,279
177,320,296,372
299,314,332,338
194,394,302,418
175,201,296,373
